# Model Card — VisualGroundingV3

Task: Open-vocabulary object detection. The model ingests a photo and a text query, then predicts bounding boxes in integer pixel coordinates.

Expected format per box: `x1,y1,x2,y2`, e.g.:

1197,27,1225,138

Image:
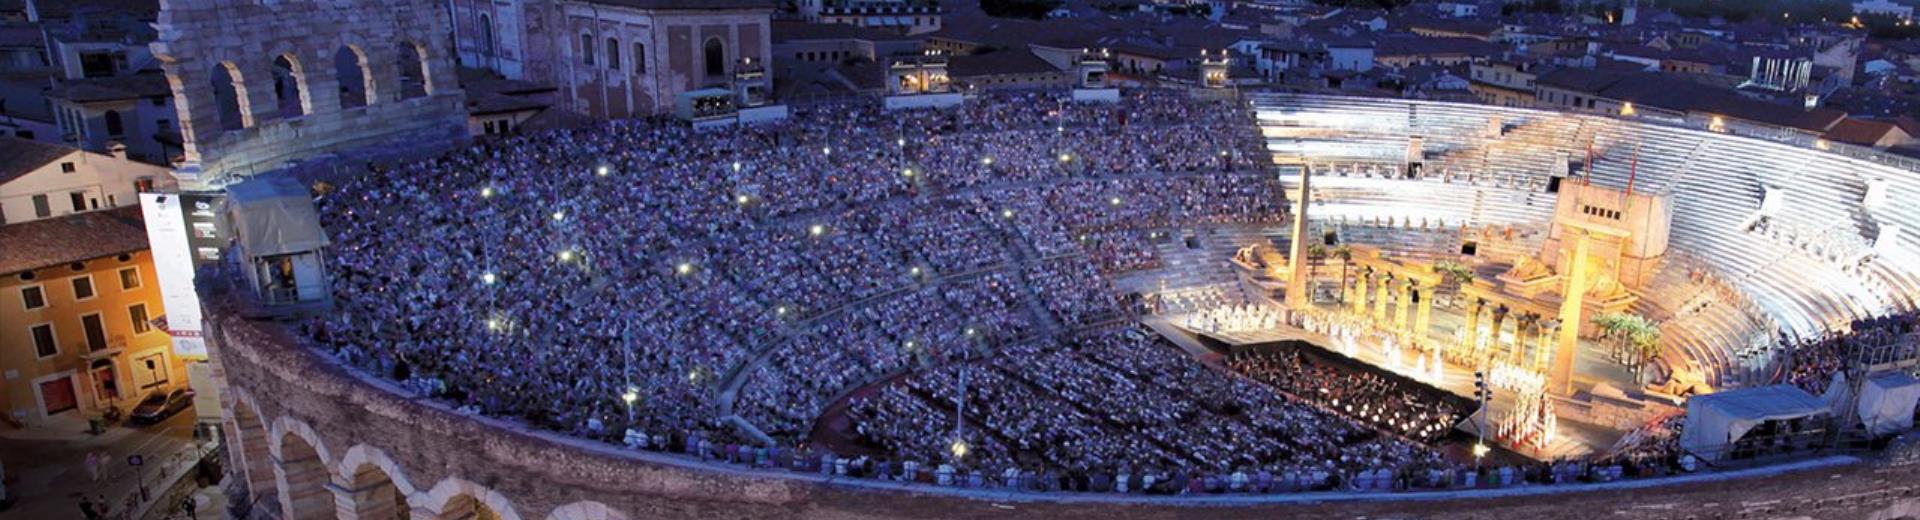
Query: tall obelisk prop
1286,164,1313,309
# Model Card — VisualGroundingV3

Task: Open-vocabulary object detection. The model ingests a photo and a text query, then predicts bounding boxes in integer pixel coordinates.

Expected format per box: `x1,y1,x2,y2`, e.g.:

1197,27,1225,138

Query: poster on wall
140,192,223,359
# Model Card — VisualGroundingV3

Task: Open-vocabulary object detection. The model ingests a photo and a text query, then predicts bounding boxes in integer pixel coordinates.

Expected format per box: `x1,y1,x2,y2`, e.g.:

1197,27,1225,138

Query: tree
1593,312,1662,378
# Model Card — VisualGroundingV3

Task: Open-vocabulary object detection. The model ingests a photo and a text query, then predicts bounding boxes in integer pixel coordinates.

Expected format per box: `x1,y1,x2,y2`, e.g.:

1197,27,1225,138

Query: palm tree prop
1593,312,1662,378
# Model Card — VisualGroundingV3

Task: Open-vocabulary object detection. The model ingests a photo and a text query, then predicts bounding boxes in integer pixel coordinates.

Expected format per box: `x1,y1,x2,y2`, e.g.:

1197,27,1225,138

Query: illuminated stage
1150,312,1634,462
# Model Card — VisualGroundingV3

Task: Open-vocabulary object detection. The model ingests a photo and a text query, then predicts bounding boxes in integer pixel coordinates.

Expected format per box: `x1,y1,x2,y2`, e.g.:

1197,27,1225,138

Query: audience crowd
305,88,1273,450
288,86,1903,497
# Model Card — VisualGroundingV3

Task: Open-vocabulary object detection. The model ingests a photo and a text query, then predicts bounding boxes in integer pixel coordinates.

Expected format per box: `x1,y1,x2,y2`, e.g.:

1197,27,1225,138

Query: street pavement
0,409,210,520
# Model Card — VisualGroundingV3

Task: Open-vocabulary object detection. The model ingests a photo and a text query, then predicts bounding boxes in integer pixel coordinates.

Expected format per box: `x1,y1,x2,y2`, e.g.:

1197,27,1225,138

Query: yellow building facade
1,212,185,427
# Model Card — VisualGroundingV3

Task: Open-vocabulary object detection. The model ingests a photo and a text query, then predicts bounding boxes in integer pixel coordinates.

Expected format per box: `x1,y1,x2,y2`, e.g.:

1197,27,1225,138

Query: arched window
633,43,646,74
104,110,123,136
209,62,246,131
606,37,620,70
271,54,308,118
397,42,428,98
703,37,724,78
580,33,594,65
334,46,372,108
479,14,494,55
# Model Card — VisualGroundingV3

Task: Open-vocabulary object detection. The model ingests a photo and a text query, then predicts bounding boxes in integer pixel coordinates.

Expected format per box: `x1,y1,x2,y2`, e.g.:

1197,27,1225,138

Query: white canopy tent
218,177,331,305
1859,372,1920,437
1680,385,1829,462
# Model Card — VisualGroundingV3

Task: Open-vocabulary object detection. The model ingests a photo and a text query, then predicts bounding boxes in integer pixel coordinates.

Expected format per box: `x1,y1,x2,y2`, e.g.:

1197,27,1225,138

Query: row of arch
203,41,433,133
226,389,623,520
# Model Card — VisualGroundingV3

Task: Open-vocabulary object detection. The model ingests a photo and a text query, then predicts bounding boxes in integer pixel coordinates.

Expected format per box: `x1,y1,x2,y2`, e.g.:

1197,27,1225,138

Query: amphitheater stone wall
152,0,469,188
203,295,1920,520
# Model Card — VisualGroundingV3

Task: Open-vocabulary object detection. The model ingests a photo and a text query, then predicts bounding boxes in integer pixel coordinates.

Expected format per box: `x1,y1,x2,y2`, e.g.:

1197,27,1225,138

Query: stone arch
270,416,336,520
227,389,277,506
420,478,522,520
545,501,629,520
335,45,374,109
702,36,725,79
270,53,311,118
336,444,415,520
397,40,429,98
209,61,250,130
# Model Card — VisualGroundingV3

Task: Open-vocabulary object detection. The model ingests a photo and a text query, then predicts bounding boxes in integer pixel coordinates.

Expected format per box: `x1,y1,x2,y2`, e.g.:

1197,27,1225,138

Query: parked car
129,388,194,425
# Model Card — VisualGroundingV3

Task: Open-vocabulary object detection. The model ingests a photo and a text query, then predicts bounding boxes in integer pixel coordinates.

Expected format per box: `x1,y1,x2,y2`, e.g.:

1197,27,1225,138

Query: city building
1469,59,1540,107
448,0,777,119
0,137,178,426
792,0,942,36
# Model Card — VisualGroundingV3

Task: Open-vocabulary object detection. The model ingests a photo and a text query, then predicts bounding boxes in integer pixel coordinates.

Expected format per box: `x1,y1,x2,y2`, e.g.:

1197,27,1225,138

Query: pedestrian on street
84,451,102,482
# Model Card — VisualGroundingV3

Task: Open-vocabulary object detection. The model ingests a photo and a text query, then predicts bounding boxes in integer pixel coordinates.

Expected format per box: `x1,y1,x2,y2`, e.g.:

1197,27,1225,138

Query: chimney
108,141,128,160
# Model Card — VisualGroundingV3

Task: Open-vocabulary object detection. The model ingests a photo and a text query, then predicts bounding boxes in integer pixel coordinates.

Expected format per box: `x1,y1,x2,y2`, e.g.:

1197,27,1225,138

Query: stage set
1150,169,1685,462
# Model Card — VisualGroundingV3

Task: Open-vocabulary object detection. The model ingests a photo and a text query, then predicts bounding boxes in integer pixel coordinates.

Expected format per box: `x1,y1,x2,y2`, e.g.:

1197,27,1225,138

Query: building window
634,43,646,74
70,192,85,212
581,33,595,65
61,162,76,173
71,275,96,301
32,194,50,217
104,110,124,136
30,323,57,358
80,313,106,352
607,38,620,70
129,303,152,334
21,284,47,310
119,267,142,290
480,14,495,55
704,37,725,77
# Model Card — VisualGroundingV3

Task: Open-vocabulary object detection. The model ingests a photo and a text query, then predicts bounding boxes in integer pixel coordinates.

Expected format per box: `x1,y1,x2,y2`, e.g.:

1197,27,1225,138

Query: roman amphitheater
195,89,1920,520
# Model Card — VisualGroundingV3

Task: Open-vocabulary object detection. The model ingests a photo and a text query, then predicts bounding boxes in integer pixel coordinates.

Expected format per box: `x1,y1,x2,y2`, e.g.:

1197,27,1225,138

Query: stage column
1351,270,1371,315
1463,298,1483,362
1374,275,1392,324
1392,280,1412,332
1512,315,1533,365
1535,320,1558,372
1490,307,1508,365
1414,287,1433,345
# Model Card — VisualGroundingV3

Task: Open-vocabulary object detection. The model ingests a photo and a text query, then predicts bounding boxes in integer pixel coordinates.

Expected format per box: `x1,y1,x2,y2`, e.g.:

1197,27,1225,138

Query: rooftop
0,206,149,276
948,49,1062,77
46,72,172,103
584,0,773,11
771,21,920,43
0,136,76,185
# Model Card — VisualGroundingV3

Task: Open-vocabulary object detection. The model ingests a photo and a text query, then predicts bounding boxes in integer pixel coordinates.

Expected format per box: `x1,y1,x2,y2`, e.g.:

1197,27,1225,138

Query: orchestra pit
195,88,1920,519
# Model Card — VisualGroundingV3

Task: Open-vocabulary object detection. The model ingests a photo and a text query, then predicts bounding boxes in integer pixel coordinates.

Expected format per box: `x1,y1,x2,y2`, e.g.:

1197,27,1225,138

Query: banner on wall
140,192,224,359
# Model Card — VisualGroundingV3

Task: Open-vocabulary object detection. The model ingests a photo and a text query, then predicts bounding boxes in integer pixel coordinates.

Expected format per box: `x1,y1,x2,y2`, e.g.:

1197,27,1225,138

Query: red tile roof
0,206,150,276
